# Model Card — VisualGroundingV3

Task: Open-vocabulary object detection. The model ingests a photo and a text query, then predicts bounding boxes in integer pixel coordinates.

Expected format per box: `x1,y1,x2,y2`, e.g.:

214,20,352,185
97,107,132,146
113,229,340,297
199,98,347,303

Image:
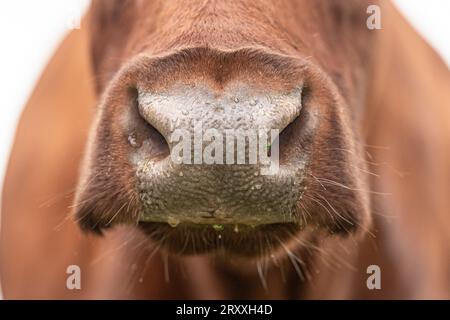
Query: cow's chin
137,220,302,257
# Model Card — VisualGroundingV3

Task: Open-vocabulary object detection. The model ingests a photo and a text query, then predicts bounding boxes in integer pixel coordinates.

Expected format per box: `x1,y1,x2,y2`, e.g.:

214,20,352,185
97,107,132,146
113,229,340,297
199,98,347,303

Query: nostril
300,84,311,106
278,85,311,164
126,87,170,161
143,121,171,161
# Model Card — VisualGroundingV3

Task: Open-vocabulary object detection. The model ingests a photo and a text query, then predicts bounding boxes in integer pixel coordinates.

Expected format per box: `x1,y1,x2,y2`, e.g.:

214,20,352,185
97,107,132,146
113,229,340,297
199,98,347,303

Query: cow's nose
137,83,302,149
129,82,306,226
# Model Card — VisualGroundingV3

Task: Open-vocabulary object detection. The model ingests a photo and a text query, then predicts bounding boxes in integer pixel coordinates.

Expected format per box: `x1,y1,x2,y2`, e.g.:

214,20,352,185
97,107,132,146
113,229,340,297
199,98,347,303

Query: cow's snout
74,49,370,255
123,81,309,227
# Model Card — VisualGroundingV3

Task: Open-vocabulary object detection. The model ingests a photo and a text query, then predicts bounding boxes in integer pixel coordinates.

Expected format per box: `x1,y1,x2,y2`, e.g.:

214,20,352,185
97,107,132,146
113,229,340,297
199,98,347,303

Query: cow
1,0,449,299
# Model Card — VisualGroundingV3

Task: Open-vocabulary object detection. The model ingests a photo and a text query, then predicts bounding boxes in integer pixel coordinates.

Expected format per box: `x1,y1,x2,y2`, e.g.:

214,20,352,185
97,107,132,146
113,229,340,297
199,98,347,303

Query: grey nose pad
137,83,302,159
131,82,306,226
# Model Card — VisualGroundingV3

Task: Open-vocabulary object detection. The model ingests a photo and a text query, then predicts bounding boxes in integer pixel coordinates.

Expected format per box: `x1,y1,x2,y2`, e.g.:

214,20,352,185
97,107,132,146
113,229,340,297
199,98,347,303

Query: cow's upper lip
138,206,299,226
134,161,307,228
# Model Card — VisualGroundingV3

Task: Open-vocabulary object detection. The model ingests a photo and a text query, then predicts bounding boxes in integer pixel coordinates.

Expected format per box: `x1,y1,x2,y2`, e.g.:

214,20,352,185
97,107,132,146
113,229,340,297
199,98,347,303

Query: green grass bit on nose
212,224,224,231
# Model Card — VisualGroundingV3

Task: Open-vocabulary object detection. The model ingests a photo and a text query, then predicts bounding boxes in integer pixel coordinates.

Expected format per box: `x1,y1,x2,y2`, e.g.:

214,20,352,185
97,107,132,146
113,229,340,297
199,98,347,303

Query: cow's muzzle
126,82,311,228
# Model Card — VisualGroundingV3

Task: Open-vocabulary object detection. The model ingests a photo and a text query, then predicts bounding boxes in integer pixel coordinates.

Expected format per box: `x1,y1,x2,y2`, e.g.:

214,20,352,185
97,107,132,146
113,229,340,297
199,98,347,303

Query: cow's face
75,0,376,256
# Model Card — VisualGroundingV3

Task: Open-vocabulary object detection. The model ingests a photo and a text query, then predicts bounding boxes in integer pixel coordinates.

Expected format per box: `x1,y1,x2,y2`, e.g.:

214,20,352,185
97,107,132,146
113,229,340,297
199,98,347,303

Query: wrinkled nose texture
138,83,302,148
132,82,307,226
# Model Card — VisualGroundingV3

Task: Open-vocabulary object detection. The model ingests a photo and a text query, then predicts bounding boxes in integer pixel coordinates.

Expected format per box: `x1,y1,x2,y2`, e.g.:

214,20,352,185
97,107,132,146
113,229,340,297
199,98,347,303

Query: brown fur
1,0,449,299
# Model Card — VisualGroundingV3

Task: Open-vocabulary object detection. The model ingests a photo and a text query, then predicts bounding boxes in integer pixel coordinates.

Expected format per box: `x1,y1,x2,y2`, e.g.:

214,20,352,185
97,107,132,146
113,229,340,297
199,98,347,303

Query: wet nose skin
131,82,308,226
137,83,302,148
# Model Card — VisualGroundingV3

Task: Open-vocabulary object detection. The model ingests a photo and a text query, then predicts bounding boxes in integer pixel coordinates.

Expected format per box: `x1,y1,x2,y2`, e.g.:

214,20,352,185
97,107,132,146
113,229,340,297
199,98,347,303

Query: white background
0,0,449,300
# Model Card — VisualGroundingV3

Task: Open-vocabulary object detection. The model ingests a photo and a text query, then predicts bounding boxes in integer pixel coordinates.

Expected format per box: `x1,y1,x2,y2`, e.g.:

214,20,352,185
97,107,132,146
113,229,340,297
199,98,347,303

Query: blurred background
0,0,449,210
